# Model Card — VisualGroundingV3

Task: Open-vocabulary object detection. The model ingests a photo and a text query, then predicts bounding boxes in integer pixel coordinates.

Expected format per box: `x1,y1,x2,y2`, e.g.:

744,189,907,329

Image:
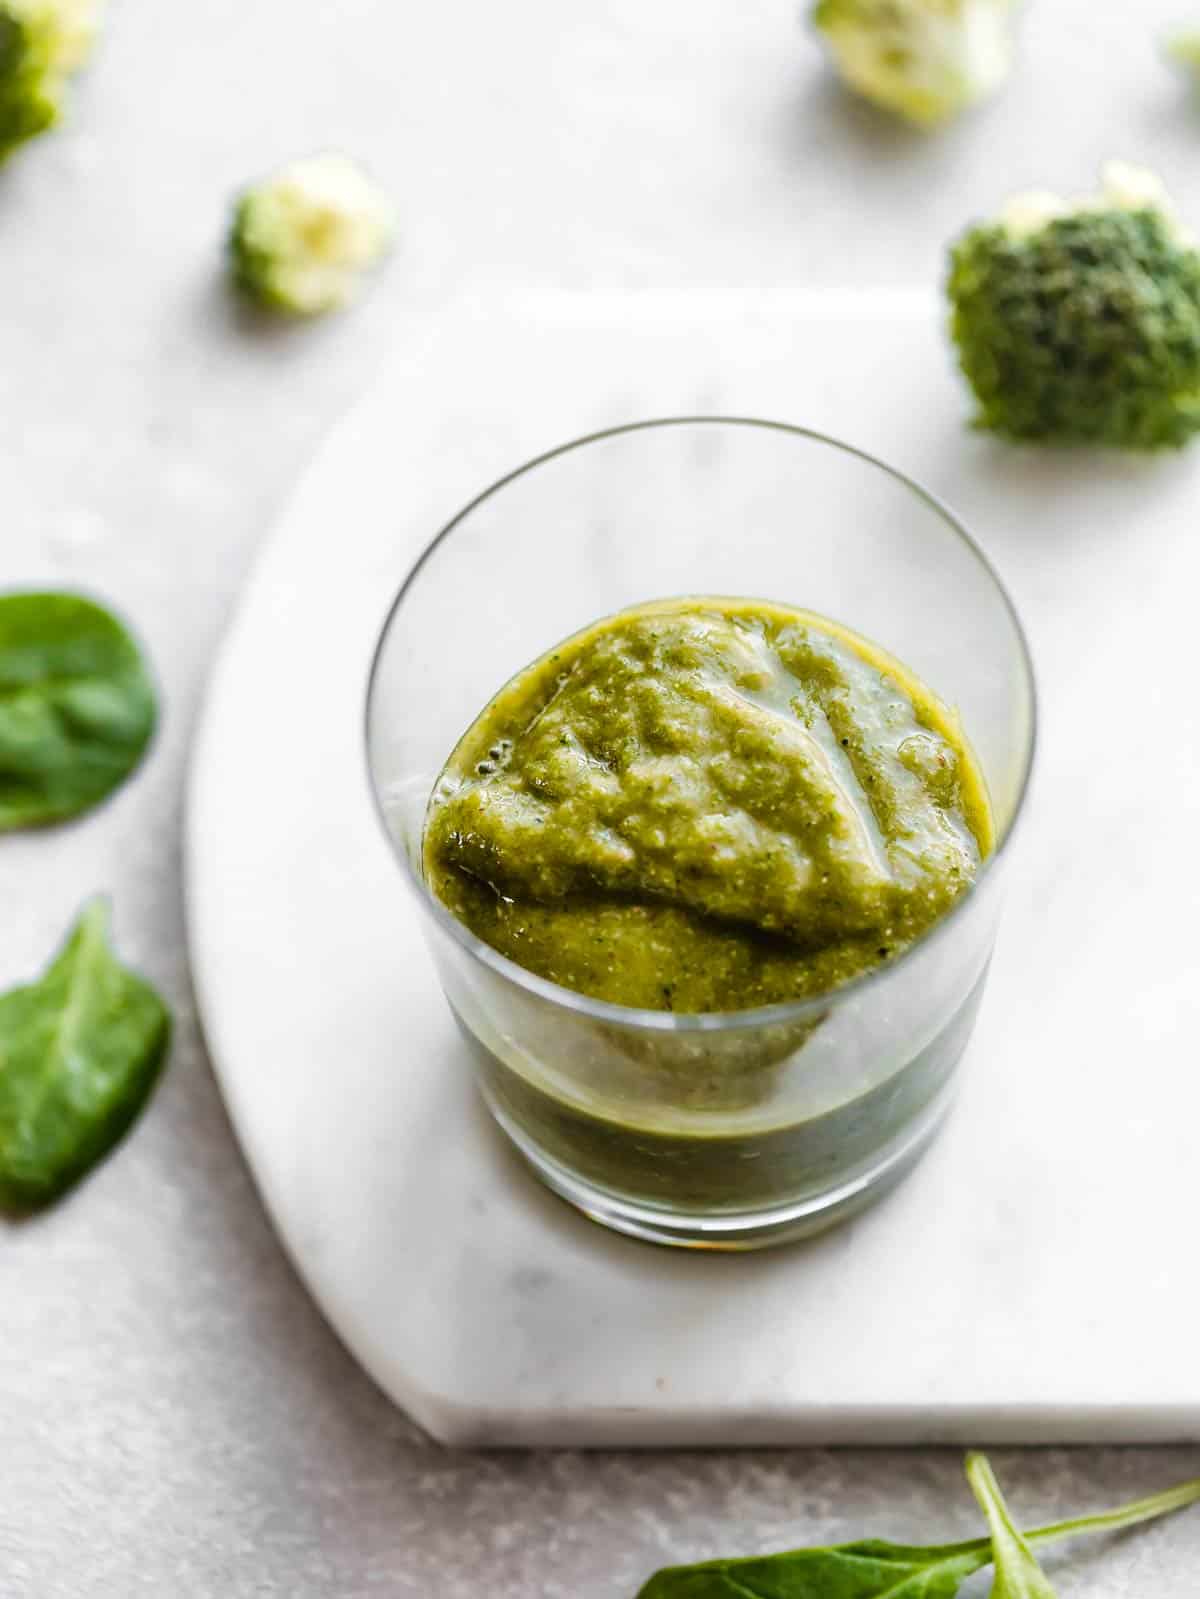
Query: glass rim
364,414,1039,1034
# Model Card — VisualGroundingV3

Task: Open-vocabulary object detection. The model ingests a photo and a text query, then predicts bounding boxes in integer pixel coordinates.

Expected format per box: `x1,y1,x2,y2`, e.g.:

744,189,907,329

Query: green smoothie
424,598,991,1014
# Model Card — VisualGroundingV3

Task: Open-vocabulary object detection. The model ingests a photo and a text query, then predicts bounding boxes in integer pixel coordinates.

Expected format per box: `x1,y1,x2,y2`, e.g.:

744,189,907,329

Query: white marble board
185,291,1200,1447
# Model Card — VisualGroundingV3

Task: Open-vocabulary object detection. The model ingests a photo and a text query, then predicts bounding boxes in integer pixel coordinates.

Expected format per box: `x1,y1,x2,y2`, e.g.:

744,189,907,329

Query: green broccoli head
811,0,1015,126
228,154,394,317
0,0,100,163
948,163,1200,450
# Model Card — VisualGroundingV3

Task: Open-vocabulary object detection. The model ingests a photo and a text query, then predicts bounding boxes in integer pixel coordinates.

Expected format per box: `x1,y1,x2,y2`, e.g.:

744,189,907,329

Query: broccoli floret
0,0,100,164
228,154,394,317
811,0,1015,126
947,163,1200,450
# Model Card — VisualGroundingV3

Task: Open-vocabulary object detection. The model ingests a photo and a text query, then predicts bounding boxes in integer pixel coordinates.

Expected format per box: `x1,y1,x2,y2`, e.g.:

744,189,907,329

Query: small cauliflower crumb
228,153,394,317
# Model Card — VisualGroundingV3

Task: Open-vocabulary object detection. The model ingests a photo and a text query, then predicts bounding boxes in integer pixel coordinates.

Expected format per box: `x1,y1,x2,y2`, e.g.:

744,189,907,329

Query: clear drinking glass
366,418,1036,1249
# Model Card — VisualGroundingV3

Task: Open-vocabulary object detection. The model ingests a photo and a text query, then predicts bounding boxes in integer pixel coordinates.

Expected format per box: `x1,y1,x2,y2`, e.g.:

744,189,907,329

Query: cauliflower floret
811,0,1016,126
228,153,394,317
0,0,102,163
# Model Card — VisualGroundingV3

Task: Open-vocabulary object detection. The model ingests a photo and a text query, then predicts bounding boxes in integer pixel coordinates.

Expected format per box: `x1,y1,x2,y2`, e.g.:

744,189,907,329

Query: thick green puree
424,599,992,1014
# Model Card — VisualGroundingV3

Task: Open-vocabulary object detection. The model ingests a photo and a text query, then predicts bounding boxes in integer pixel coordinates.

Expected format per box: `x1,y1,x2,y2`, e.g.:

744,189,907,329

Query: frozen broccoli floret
228,154,394,317
947,163,1200,450
811,0,1015,126
0,0,101,163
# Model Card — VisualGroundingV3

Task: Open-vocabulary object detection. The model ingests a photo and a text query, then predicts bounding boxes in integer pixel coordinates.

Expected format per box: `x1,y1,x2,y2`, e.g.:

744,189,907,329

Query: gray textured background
3,2,1199,1593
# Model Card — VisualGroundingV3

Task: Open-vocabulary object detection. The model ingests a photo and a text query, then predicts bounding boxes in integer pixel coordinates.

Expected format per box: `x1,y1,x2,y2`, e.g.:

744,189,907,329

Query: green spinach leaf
635,1461,1200,1599
966,1454,1057,1598
0,901,171,1211
0,591,157,831
635,1536,994,1598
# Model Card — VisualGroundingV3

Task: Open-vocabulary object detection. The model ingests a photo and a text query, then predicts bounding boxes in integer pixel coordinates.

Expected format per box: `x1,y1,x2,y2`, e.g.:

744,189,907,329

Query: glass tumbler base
483,1083,957,1252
